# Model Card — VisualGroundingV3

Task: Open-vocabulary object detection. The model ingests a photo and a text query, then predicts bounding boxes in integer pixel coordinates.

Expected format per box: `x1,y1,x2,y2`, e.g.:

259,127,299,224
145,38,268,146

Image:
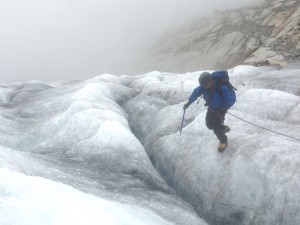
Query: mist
0,0,265,83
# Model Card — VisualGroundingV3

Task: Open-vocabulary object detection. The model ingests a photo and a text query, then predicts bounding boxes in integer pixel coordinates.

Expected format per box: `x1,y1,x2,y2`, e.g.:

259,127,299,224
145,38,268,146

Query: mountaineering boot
224,125,231,133
218,142,228,153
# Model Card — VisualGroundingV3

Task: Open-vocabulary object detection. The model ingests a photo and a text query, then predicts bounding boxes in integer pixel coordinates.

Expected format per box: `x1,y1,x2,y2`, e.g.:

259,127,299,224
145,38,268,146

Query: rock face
141,0,300,72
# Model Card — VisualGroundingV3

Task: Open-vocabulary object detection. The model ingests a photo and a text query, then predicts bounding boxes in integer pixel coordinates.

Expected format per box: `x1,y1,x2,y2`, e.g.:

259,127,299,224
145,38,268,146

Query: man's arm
183,86,204,109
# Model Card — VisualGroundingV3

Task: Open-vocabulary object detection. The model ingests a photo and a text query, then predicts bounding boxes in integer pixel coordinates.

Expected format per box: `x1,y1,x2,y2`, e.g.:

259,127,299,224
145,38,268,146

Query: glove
183,101,192,110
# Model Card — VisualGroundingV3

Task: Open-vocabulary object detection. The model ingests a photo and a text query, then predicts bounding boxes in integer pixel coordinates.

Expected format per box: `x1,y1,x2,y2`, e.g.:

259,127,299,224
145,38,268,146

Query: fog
0,0,265,83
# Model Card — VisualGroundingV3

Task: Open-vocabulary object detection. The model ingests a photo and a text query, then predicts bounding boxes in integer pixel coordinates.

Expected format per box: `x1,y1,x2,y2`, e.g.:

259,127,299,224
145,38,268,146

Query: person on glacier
183,71,236,152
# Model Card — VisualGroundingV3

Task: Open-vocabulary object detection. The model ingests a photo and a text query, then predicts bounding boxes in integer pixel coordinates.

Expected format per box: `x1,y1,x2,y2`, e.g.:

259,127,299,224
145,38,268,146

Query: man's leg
205,109,215,130
212,111,227,144
206,109,228,151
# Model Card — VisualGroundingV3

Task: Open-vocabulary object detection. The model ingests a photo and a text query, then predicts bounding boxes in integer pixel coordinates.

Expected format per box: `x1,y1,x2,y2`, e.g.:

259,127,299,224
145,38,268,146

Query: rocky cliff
141,0,300,72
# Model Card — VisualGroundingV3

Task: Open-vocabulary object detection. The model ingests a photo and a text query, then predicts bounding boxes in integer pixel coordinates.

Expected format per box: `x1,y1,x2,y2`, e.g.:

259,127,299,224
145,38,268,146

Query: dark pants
206,109,227,143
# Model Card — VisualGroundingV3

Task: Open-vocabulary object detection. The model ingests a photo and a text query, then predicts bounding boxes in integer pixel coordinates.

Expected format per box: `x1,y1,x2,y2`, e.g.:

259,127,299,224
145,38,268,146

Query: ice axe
180,109,186,135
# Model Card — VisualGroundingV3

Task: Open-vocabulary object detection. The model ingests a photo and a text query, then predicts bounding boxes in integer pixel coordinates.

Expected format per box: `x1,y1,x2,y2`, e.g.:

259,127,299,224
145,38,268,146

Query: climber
183,71,236,152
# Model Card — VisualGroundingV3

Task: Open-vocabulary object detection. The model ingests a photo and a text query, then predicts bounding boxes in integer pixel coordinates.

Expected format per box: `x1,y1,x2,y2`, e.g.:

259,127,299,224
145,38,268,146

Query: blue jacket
189,81,236,110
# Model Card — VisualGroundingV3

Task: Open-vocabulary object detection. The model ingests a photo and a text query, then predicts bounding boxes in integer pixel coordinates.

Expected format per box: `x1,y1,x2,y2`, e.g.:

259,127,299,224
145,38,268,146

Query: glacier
0,65,299,225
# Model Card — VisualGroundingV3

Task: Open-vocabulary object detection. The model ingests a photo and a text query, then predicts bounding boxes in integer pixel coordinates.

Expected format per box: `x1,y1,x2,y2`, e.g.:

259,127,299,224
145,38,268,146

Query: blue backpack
211,70,237,105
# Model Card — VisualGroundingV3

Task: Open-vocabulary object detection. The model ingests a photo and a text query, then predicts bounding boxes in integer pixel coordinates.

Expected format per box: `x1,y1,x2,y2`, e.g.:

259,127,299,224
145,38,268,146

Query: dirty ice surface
0,65,299,225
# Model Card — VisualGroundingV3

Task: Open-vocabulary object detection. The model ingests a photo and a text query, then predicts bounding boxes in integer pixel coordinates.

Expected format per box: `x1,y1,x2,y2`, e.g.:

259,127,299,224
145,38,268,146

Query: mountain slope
140,0,300,72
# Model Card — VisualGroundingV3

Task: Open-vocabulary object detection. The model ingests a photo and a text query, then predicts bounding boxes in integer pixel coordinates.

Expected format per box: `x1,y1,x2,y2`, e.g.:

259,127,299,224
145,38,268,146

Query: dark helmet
199,72,212,86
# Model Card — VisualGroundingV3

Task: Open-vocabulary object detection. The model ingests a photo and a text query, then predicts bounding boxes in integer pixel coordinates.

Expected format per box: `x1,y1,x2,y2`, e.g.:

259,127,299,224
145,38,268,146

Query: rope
227,112,300,142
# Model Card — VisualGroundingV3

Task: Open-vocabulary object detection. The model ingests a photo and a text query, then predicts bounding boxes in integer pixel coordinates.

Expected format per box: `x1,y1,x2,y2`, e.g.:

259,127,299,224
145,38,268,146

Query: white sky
0,0,265,83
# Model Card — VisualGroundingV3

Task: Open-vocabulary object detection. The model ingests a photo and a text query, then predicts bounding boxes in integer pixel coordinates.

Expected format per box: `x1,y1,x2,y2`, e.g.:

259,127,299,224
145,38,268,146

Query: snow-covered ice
0,168,172,225
0,65,299,225
124,66,300,225
0,77,205,225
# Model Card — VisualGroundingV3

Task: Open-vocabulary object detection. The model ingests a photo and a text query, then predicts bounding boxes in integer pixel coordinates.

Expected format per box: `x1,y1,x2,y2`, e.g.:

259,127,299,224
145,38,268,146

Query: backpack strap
215,80,224,98
205,81,219,106
227,81,237,91
206,86,214,105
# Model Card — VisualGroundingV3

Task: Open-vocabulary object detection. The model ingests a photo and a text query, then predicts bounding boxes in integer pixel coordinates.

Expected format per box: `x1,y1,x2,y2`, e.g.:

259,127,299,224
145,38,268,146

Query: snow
0,77,205,225
0,65,299,225
124,65,300,225
0,168,171,225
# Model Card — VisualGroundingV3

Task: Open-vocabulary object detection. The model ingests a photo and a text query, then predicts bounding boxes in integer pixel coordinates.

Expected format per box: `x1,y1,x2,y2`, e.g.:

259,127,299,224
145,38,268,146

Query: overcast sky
0,0,265,83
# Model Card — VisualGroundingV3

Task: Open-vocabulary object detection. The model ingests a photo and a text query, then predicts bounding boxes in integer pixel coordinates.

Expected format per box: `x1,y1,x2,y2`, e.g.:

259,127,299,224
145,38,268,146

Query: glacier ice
0,65,299,225
0,168,173,225
124,65,300,225
0,77,205,225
